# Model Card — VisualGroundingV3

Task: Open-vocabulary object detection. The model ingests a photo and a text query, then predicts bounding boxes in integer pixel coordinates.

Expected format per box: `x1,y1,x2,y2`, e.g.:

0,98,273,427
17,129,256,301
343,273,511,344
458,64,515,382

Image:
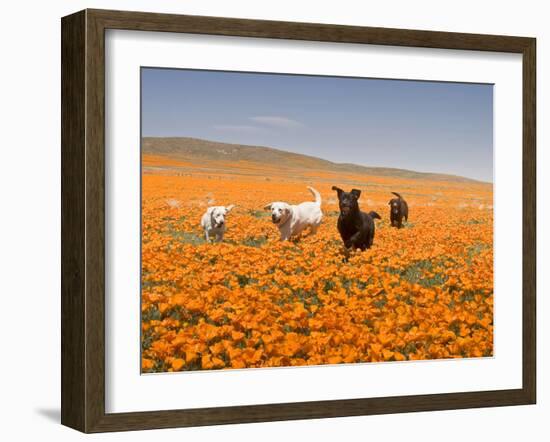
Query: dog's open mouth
341,207,351,215
271,217,280,224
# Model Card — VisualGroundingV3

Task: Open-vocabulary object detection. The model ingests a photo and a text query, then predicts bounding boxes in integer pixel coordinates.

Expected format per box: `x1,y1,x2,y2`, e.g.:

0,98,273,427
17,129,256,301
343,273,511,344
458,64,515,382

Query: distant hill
142,137,486,184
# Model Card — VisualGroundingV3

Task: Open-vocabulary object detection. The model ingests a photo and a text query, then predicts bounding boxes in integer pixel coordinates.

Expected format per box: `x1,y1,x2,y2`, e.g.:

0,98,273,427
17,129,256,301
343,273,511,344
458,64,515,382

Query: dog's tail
391,192,403,199
369,211,381,220
307,186,322,206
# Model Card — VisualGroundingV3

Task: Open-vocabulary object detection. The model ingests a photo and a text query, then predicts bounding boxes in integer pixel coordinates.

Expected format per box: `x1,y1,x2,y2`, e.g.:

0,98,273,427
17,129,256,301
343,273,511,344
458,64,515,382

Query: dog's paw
341,246,352,262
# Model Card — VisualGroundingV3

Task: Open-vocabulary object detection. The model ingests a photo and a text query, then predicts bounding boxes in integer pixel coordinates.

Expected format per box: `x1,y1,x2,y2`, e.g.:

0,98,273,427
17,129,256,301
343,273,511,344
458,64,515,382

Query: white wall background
0,0,546,440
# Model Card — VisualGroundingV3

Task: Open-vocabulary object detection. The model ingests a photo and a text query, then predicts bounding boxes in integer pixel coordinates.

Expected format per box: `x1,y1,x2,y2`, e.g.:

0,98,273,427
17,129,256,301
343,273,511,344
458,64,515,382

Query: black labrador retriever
332,186,381,251
388,192,408,228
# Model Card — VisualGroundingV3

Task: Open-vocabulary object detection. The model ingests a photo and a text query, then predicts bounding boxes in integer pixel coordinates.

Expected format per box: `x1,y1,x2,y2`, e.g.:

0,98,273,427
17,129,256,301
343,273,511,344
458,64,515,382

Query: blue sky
141,68,493,182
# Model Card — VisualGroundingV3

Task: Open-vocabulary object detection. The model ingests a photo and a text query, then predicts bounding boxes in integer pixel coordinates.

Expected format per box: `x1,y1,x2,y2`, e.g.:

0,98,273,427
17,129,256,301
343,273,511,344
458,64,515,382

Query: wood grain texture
60,8,537,433
85,9,107,432
90,389,531,433
61,10,86,432
89,8,532,52
522,38,537,403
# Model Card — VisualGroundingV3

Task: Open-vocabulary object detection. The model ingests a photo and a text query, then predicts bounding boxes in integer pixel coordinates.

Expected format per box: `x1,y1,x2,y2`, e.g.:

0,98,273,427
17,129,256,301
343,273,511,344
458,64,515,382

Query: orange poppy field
141,154,494,373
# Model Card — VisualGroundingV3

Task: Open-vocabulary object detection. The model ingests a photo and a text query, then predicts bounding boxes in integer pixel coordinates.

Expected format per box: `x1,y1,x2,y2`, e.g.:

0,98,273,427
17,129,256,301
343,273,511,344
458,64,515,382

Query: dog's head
209,205,235,228
264,202,291,225
389,198,400,215
332,186,361,216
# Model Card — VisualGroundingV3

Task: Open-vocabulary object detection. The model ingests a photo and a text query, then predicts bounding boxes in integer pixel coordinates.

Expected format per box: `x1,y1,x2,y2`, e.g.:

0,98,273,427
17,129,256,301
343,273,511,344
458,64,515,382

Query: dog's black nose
271,215,278,222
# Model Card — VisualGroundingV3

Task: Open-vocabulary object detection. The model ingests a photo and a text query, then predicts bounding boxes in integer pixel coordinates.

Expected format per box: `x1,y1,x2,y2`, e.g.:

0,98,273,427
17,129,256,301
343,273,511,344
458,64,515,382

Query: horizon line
141,135,493,185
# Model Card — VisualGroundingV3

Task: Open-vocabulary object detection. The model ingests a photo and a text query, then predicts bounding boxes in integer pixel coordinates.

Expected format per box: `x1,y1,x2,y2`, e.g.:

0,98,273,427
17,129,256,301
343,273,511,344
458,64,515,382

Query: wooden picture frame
61,8,536,433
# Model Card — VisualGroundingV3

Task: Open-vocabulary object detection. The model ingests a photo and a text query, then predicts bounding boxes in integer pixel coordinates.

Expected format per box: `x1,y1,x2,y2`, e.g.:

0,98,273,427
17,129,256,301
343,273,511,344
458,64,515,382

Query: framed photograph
61,9,536,433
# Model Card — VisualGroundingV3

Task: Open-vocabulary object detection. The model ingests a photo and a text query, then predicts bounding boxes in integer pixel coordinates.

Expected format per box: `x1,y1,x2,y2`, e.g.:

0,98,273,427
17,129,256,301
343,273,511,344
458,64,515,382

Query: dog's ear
351,189,361,199
264,203,272,210
332,186,343,198
225,204,235,213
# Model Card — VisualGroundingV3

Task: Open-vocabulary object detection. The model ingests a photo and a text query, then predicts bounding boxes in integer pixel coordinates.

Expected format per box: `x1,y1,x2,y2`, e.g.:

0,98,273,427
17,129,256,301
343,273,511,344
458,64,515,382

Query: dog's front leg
346,231,363,249
279,224,291,241
342,245,352,262
205,230,211,242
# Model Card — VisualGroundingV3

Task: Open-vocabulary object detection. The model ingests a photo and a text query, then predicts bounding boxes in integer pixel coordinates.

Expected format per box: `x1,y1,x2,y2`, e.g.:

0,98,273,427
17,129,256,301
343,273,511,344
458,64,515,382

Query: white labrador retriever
200,205,235,242
264,187,323,241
